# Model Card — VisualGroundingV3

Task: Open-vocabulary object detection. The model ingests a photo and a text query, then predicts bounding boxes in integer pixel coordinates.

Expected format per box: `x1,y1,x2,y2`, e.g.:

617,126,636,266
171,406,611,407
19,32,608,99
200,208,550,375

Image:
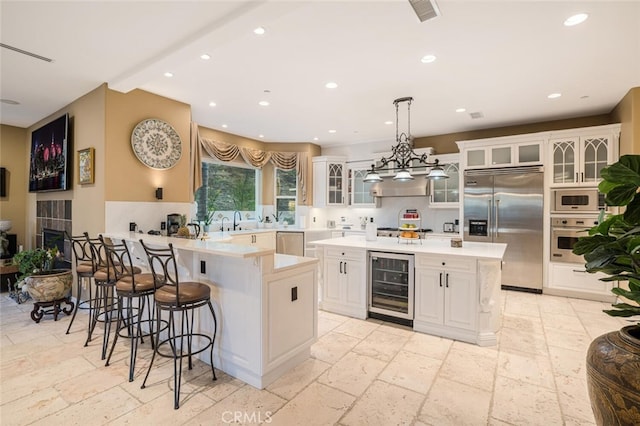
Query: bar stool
103,237,163,382
85,236,140,360
65,232,98,335
139,240,217,409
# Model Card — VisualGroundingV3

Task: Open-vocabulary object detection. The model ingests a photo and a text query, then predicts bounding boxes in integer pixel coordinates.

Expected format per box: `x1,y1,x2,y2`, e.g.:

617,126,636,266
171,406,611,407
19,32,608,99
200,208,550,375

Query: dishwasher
276,232,305,256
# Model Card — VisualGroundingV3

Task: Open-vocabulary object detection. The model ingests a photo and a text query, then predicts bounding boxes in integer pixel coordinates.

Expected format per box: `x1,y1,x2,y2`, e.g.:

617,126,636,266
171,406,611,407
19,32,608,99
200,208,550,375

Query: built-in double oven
550,188,604,263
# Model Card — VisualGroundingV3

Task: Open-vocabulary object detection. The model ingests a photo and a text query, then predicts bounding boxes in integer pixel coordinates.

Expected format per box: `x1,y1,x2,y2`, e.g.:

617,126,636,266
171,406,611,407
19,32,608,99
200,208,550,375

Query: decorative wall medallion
131,119,182,169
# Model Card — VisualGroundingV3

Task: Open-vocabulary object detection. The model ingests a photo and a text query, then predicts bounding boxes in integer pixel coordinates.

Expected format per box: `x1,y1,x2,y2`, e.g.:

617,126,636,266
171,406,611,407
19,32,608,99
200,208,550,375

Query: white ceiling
1,1,639,148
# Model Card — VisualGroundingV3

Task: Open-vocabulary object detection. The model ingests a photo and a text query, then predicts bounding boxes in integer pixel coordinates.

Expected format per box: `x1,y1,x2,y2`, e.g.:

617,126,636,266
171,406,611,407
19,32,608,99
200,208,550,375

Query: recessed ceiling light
421,55,437,63
325,82,338,89
313,137,319,141
548,93,562,99
222,124,228,128
258,100,270,107
455,108,466,113
384,121,393,125
564,13,588,26
164,72,174,78
209,102,217,107
259,134,264,138
254,26,266,35
200,54,211,60
328,130,336,134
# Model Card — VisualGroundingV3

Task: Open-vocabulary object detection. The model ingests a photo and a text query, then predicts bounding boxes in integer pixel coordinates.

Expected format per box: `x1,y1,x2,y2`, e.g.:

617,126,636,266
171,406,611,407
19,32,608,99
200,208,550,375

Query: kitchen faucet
220,217,229,231
233,211,242,231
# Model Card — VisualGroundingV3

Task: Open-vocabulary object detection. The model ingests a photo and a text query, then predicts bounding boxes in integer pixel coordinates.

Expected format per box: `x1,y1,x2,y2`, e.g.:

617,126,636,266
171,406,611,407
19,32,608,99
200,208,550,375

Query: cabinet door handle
575,172,579,182
572,269,587,273
581,172,584,182
344,262,347,275
340,261,343,274
445,273,449,288
439,272,443,287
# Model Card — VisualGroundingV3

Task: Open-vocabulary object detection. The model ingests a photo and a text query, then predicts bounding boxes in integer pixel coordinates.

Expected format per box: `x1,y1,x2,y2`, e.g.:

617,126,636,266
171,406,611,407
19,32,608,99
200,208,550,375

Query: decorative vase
586,325,640,425
23,269,73,303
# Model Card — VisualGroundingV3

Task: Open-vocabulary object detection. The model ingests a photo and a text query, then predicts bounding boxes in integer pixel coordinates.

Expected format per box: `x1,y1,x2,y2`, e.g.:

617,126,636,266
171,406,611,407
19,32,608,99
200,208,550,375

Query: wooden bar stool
139,240,217,409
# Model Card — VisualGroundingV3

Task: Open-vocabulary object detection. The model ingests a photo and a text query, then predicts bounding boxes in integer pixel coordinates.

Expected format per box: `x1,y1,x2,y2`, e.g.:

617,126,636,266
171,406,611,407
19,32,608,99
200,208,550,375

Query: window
195,160,259,225
275,168,297,225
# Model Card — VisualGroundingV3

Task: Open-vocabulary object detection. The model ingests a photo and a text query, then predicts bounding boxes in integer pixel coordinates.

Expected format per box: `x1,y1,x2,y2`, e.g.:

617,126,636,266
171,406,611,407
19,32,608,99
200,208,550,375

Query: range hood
370,177,430,197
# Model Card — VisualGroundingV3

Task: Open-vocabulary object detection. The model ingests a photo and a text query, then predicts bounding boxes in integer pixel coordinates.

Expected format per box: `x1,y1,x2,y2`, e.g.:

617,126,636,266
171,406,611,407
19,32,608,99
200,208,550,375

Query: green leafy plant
13,247,59,281
203,210,217,226
573,155,640,322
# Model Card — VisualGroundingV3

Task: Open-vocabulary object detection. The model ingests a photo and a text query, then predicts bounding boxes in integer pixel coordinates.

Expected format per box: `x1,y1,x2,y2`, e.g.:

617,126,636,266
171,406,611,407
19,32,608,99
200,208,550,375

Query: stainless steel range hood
370,177,430,197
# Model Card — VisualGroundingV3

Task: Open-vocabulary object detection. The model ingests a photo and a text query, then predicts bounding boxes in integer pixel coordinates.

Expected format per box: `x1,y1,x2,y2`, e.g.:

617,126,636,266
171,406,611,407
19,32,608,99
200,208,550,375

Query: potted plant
572,154,640,425
13,246,73,306
202,210,216,233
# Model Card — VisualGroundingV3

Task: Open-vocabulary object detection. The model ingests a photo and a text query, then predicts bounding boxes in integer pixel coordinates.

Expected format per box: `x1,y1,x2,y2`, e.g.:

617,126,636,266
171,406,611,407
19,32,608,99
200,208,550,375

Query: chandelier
363,97,448,182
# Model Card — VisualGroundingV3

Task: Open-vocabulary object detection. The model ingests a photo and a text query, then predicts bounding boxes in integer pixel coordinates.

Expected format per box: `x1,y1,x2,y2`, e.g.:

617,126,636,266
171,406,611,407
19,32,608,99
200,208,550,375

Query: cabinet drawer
325,247,364,260
416,255,475,272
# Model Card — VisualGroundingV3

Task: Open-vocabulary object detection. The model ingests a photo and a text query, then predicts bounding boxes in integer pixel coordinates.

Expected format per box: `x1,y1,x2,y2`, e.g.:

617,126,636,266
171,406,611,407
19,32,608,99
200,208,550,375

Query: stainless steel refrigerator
463,166,544,292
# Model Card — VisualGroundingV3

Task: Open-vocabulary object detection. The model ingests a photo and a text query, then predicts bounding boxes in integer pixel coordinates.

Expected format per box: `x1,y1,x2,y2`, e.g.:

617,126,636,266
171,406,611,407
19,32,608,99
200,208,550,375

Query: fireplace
42,228,71,269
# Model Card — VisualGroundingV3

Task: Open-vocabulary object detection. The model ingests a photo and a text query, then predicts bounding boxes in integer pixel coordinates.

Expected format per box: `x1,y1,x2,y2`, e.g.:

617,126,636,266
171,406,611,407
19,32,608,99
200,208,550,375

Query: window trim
274,167,297,225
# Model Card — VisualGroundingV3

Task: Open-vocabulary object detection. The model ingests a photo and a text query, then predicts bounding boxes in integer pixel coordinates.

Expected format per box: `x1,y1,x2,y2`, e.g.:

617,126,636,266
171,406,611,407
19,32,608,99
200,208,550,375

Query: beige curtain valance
192,125,307,203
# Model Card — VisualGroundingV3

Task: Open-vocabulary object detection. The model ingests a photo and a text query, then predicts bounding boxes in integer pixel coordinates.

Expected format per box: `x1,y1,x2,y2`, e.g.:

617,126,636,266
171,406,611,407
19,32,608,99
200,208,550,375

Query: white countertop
312,235,507,260
273,253,318,272
108,232,274,258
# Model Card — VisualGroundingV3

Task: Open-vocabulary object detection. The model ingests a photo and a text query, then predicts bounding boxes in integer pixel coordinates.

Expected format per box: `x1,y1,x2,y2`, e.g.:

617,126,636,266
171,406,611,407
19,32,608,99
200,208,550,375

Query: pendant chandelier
363,97,448,182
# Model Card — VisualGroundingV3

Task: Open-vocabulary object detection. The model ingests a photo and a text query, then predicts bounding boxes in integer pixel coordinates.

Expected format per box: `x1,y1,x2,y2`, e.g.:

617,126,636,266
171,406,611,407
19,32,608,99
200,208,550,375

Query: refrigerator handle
487,200,492,238
495,199,500,238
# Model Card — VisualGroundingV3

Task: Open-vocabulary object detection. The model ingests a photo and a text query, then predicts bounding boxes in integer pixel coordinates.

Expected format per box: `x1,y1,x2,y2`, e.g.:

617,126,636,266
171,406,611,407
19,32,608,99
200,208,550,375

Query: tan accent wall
414,114,614,154
611,87,640,155
105,88,191,202
0,124,28,248
23,85,107,246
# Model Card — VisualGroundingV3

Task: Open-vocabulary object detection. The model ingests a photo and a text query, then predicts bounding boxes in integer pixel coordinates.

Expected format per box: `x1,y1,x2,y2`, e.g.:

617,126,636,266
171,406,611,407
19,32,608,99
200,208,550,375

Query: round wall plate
131,118,182,169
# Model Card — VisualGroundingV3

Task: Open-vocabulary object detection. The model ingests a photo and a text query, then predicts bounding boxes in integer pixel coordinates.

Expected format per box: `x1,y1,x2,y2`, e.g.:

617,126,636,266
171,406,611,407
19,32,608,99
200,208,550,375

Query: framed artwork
78,147,95,184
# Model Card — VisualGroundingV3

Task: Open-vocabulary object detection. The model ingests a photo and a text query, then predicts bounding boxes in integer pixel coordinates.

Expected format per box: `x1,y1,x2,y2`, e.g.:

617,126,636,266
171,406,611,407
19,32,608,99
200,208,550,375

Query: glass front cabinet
429,153,460,208
313,156,347,207
348,161,377,206
550,134,617,186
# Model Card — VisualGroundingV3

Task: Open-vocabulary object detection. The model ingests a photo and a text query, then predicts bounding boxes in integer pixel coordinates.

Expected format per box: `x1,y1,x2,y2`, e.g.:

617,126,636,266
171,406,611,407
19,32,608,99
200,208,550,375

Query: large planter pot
23,269,72,303
586,325,640,425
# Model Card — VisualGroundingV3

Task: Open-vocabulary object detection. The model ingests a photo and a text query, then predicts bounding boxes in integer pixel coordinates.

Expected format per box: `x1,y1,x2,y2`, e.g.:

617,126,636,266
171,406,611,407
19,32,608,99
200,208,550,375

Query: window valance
191,124,307,203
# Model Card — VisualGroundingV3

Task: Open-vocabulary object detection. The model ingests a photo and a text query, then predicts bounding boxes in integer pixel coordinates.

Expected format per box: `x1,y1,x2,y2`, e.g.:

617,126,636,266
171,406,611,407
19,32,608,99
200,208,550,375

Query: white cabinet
348,162,377,207
321,247,366,319
313,156,347,207
429,153,460,208
229,231,275,250
414,255,477,332
546,262,616,302
550,131,618,186
462,141,543,169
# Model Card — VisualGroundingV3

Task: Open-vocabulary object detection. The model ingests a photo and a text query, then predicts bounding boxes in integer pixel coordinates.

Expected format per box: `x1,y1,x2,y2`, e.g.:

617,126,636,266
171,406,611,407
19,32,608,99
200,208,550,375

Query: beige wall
0,124,28,248
611,87,640,155
105,88,192,203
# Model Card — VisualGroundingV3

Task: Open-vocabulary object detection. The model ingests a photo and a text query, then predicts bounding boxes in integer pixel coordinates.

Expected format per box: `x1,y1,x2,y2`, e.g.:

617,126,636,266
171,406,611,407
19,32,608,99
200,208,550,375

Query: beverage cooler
368,252,415,321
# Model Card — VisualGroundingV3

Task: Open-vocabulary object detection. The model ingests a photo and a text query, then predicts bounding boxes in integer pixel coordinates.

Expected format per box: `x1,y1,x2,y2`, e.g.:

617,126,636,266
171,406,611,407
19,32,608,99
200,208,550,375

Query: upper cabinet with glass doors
348,161,377,207
461,141,543,169
550,128,619,187
429,153,460,208
313,156,347,207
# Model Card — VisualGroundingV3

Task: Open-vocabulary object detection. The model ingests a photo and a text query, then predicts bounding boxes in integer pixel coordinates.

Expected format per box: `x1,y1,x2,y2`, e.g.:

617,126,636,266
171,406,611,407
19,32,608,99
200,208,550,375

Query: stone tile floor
0,290,628,425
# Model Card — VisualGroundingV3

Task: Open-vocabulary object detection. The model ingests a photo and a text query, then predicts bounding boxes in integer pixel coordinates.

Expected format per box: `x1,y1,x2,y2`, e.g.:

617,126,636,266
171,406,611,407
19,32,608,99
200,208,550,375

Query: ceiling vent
0,43,53,63
408,0,441,22
469,111,484,119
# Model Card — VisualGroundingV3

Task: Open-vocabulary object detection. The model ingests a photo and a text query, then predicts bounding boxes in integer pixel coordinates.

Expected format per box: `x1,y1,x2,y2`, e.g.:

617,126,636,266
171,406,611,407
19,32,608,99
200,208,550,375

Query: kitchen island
312,236,507,346
106,232,319,389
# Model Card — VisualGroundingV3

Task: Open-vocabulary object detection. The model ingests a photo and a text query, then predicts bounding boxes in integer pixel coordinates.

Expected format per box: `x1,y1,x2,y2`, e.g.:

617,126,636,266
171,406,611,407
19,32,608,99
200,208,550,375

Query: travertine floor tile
497,349,555,389
351,329,409,362
0,387,69,425
333,317,379,339
378,350,442,394
310,331,361,364
541,312,586,333
270,382,355,425
545,327,592,352
342,380,424,426
501,313,545,335
267,357,331,400
491,375,563,426
317,316,343,337
499,325,549,356
555,374,595,423
317,351,386,397
439,345,497,392
402,331,452,360
548,345,587,379
420,377,492,426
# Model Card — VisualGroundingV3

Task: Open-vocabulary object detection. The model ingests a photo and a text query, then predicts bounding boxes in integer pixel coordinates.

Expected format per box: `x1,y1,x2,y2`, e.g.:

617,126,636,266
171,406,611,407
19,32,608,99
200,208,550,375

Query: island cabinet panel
320,247,367,319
